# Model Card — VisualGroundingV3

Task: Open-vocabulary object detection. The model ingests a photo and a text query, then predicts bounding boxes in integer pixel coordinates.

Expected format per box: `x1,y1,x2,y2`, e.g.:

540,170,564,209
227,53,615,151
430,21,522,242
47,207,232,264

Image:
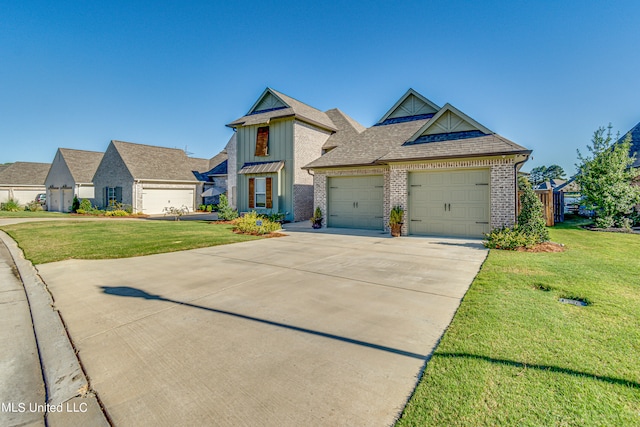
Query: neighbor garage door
142,188,194,214
13,190,43,205
328,176,384,230
409,169,490,237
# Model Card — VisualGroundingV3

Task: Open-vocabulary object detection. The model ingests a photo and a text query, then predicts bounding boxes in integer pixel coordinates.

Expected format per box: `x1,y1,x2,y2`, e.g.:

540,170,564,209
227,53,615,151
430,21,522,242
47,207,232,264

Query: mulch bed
516,242,566,253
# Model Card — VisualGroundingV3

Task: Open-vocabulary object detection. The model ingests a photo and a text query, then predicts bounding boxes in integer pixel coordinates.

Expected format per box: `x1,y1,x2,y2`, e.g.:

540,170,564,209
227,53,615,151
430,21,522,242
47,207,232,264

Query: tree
518,177,549,242
576,124,640,228
529,164,566,185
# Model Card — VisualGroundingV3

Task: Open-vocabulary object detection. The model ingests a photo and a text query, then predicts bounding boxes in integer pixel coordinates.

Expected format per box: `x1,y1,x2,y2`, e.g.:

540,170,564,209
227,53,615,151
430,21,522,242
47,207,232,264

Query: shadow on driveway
100,285,427,360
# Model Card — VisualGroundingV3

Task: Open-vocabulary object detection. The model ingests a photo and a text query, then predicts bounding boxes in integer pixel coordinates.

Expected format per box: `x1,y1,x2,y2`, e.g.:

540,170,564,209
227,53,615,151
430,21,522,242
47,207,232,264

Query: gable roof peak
377,89,441,125
407,103,494,143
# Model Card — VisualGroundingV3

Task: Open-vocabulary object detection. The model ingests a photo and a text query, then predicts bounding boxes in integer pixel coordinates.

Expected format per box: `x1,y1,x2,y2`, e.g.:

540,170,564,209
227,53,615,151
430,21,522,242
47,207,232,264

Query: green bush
1,199,21,212
104,209,129,217
24,201,43,212
262,211,285,223
484,226,538,250
518,178,549,242
233,211,281,235
79,199,92,211
217,194,238,220
206,204,213,212
71,196,80,213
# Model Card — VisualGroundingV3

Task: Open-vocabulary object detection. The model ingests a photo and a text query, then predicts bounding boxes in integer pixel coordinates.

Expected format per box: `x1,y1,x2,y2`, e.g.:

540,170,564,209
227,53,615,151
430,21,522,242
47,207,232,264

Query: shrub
79,199,92,211
24,201,43,212
233,211,281,235
104,209,129,217
71,196,80,213
389,205,404,225
484,226,538,250
262,212,286,223
518,178,549,243
1,198,21,212
206,204,213,212
104,209,129,216
217,194,238,220
198,204,206,211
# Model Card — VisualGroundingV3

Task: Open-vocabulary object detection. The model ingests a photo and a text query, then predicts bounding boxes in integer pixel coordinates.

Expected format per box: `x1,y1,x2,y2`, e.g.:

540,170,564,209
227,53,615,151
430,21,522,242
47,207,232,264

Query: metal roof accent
238,161,285,175
376,113,435,126
404,130,488,145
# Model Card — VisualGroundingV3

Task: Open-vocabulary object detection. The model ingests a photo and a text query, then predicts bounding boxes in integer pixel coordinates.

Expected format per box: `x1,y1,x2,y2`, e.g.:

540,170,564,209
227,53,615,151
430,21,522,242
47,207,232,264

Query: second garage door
409,169,490,237
142,188,194,214
328,176,384,230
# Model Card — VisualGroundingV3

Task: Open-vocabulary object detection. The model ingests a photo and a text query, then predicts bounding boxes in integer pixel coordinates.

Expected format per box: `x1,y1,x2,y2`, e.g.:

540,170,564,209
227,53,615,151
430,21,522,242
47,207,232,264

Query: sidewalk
0,231,109,427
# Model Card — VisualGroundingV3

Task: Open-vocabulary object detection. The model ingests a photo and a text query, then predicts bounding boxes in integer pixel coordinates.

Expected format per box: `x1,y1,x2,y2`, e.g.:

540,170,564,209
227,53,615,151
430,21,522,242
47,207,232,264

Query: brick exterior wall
313,157,517,235
293,121,331,222
92,143,134,209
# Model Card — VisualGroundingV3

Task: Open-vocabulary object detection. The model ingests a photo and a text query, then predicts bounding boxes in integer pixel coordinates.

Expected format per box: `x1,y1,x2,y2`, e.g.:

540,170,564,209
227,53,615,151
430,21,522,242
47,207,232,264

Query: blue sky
1,1,639,176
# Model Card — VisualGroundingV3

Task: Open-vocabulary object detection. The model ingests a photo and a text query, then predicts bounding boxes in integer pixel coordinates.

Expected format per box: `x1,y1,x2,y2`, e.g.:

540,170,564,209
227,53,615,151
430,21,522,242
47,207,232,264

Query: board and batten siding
236,119,294,219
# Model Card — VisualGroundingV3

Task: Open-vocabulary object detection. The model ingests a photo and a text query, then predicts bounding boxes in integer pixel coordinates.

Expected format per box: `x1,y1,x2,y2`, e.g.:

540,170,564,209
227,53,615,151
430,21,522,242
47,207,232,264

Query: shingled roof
618,122,640,168
322,109,366,150
0,162,51,185
227,88,337,132
110,141,200,181
304,93,530,169
57,148,104,183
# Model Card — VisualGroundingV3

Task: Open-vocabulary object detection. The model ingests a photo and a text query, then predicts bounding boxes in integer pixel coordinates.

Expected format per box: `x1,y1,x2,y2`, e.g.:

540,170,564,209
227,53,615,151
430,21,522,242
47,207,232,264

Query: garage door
13,190,42,205
328,176,384,230
409,169,490,237
142,188,194,214
0,189,10,204
48,189,60,212
62,189,74,212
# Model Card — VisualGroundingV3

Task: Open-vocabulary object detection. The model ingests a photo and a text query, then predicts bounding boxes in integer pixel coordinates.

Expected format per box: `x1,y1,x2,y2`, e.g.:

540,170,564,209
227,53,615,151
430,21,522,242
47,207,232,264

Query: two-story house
226,88,363,222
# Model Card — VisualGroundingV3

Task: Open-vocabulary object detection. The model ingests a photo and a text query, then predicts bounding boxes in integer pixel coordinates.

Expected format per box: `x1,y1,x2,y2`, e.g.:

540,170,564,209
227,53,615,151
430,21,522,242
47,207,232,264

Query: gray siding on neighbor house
236,119,294,219
92,144,134,208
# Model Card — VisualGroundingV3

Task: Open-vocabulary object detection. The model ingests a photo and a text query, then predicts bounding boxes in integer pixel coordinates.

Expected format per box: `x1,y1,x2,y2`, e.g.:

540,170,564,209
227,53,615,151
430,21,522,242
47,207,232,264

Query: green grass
0,210,69,218
0,220,261,264
397,218,640,426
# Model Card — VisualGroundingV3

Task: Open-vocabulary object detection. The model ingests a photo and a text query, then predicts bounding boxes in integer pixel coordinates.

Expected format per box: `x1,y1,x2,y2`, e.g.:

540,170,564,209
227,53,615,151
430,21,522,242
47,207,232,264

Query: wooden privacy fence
517,189,564,226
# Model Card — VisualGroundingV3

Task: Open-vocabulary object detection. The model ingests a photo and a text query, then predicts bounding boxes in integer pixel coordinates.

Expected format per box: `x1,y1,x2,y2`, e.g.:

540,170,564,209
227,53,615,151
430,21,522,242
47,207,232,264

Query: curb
0,231,110,426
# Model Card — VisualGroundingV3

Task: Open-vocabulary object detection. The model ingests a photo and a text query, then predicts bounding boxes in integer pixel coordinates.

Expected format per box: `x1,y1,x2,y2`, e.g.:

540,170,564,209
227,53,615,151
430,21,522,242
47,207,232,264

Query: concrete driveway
36,226,487,426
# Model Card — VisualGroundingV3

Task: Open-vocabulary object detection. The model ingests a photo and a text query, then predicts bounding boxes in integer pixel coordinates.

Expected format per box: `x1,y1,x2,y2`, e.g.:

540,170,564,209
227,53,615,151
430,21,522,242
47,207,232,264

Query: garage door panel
328,176,383,230
142,189,194,214
409,170,490,237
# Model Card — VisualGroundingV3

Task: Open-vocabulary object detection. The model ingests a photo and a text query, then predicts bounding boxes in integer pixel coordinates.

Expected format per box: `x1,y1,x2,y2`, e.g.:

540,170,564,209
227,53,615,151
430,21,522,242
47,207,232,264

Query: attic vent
249,106,288,116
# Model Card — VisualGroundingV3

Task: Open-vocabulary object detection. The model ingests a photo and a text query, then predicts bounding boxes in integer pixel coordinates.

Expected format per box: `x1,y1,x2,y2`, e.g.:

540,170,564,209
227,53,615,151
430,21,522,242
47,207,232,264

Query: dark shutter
248,178,255,208
266,177,272,209
115,187,123,203
255,126,269,156
104,187,108,207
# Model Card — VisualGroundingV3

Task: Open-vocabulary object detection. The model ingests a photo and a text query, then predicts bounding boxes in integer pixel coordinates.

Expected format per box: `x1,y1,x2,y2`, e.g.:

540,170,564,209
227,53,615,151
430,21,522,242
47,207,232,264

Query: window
248,177,272,209
255,178,266,207
106,186,122,207
255,126,269,156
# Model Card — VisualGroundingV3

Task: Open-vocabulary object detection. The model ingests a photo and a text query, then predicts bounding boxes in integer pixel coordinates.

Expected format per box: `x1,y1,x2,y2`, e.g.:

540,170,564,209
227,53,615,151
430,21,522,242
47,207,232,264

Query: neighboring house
45,148,104,212
224,134,237,208
194,150,228,205
92,140,205,214
534,178,566,191
0,162,50,205
226,88,363,222
618,121,640,169
304,89,532,238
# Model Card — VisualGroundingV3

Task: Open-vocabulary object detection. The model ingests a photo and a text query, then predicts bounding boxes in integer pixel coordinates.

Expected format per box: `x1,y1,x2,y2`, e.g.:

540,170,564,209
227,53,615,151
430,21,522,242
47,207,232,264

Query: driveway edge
0,231,110,427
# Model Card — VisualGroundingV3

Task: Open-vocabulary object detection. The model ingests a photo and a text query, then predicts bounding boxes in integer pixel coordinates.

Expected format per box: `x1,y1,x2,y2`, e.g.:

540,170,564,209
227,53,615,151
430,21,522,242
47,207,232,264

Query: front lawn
397,218,640,426
0,211,68,218
0,220,261,264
